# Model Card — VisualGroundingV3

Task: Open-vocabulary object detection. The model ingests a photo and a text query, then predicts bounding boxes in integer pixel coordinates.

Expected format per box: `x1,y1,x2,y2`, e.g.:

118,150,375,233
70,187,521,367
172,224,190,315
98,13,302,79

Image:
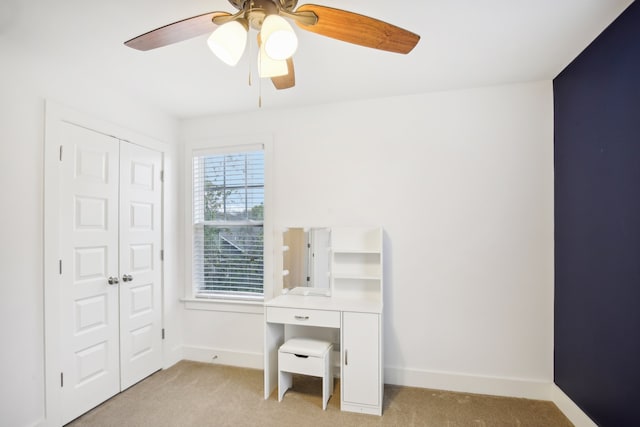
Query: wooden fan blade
271,57,295,90
124,11,232,51
294,4,419,54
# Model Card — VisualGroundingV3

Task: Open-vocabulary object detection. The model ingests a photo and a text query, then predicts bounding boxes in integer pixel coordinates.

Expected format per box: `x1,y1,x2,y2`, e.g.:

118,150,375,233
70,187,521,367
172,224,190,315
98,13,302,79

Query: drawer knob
294,315,310,321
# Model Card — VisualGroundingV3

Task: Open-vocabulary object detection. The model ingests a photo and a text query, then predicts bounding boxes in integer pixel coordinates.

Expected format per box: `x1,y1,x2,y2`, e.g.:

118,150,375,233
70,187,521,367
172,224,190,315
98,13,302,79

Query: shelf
330,227,382,253
333,252,380,258
332,249,381,255
330,227,382,304
333,275,381,281
332,252,381,279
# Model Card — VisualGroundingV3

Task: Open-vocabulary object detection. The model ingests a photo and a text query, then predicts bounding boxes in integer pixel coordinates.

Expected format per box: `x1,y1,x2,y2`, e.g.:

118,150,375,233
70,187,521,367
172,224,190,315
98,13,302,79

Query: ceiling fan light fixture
207,20,248,66
125,3,421,91
261,14,298,60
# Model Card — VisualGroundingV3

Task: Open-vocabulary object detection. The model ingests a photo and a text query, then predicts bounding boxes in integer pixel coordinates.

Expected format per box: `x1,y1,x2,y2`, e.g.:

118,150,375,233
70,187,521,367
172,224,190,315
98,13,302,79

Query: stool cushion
279,338,331,358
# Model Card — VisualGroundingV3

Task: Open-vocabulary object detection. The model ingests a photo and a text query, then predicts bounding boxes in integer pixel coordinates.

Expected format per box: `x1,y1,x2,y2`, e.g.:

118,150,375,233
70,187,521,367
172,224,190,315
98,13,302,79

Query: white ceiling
0,0,634,118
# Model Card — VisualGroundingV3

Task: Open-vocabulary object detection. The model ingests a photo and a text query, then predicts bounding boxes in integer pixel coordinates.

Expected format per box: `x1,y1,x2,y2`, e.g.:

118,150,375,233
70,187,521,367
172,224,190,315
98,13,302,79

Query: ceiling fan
125,0,420,90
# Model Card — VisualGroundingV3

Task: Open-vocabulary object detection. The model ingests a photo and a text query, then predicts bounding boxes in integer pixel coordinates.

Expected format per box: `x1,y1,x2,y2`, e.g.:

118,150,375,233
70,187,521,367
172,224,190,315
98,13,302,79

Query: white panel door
119,142,163,389
342,312,379,407
59,124,163,423
60,123,120,424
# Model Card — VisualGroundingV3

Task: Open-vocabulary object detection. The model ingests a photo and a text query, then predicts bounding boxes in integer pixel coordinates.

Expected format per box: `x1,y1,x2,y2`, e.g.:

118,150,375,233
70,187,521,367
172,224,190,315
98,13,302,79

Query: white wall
180,80,554,397
0,30,554,423
0,37,181,427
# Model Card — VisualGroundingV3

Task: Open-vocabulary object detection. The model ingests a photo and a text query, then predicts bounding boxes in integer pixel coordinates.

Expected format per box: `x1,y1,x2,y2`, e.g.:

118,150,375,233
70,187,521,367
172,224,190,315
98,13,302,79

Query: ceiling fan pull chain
248,33,253,87
258,71,263,108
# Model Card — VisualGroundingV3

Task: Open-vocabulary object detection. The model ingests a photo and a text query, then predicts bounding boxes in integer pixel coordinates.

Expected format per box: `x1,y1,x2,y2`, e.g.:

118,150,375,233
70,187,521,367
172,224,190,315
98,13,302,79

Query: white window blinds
192,149,264,298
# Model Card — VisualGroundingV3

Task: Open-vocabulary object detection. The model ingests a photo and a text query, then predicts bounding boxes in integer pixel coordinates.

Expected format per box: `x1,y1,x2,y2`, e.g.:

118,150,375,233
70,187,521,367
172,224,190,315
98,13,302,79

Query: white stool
278,338,333,410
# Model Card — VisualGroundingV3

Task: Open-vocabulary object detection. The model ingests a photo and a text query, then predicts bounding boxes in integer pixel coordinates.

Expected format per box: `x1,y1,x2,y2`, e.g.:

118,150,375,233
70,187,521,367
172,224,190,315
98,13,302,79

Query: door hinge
160,170,164,182
60,372,64,387
160,249,164,261
59,145,63,161
59,260,62,275
162,328,165,340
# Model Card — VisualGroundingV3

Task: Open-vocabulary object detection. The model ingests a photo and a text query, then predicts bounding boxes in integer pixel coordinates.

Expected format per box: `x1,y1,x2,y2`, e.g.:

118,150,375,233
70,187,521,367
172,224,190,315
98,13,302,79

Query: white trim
384,366,552,400
181,298,265,314
46,103,171,150
177,355,590,424
193,143,264,156
184,135,274,301
43,101,170,426
163,345,184,370
182,345,263,370
43,102,63,426
551,384,597,427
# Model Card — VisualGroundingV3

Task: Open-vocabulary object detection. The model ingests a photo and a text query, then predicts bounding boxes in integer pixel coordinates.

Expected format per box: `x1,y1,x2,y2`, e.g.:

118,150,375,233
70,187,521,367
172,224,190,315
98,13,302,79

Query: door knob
122,274,133,282
108,276,119,285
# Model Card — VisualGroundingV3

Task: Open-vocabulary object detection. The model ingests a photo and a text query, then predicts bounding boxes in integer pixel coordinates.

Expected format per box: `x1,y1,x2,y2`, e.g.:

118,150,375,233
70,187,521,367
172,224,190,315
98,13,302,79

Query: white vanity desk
263,227,384,415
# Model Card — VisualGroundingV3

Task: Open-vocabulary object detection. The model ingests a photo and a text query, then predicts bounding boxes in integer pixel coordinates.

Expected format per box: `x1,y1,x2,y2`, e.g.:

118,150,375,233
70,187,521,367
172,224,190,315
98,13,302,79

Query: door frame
43,102,168,425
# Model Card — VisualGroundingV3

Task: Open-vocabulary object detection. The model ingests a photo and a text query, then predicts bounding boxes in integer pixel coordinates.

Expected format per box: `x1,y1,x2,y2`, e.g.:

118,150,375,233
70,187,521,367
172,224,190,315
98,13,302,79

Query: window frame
184,139,273,306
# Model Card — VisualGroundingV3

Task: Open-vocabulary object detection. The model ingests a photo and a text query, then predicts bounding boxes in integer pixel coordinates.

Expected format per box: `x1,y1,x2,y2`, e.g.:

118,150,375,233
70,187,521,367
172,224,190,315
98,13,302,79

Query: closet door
59,124,163,423
119,143,163,389
60,123,120,424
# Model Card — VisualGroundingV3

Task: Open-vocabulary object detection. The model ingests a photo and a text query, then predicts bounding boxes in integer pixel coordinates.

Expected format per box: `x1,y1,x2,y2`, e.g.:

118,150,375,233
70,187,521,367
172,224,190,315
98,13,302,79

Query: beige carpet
66,361,572,427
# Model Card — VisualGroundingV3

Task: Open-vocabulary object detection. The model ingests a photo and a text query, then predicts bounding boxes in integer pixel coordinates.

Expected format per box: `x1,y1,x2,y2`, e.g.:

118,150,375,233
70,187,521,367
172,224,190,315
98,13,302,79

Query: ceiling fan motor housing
228,0,298,12
227,0,299,30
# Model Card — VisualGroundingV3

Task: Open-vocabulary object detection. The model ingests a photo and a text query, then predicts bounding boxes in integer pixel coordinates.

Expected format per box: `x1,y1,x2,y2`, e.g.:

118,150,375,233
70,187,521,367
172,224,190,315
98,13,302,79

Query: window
192,148,264,298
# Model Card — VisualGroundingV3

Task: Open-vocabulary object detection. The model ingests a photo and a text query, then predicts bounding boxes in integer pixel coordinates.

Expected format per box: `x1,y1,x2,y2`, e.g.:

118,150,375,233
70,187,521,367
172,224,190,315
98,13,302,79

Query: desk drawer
266,307,340,328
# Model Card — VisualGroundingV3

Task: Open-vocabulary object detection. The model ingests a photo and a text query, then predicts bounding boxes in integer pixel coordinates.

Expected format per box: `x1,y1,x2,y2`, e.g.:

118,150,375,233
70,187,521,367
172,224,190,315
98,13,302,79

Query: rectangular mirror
282,227,331,296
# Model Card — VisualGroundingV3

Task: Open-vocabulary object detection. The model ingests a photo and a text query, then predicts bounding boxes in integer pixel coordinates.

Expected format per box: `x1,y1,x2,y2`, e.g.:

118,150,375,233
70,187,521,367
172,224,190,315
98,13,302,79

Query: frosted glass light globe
261,15,298,61
207,21,247,66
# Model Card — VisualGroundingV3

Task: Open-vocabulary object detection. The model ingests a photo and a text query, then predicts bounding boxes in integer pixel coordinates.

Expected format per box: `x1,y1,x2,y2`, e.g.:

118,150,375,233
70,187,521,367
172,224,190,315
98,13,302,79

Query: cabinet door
342,312,379,406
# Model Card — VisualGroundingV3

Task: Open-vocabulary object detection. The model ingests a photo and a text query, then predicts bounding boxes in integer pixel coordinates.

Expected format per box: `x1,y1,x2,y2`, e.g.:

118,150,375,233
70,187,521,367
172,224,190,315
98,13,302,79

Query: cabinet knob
108,276,119,285
122,274,133,282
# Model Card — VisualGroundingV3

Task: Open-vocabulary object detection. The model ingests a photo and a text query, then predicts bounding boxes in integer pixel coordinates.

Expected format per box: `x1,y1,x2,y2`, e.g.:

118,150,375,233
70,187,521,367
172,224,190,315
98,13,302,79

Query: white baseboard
182,345,263,370
163,344,184,369
175,351,596,426
384,366,551,400
550,384,597,427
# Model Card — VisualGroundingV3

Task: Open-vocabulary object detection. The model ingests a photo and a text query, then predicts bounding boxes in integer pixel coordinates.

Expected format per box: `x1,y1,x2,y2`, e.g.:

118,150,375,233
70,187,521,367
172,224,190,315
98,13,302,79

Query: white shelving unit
331,227,383,415
331,227,383,306
265,226,384,416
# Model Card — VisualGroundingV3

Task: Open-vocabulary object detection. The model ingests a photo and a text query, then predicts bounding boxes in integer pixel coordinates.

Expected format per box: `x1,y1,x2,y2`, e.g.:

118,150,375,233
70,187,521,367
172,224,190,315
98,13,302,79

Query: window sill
181,297,265,314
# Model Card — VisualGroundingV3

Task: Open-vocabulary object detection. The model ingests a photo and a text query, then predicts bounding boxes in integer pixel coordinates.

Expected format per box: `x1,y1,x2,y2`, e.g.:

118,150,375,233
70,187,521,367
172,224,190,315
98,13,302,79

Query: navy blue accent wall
554,2,640,426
